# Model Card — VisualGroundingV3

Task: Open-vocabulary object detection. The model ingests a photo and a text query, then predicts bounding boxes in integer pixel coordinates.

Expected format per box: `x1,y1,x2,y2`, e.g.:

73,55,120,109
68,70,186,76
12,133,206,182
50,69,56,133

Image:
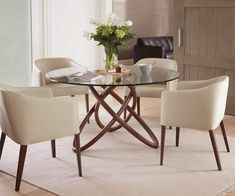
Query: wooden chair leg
85,93,90,123
137,97,140,116
15,145,27,191
176,127,180,147
220,120,230,152
124,96,127,119
0,132,6,159
74,134,82,177
209,130,222,171
160,125,166,165
51,140,56,158
169,126,172,130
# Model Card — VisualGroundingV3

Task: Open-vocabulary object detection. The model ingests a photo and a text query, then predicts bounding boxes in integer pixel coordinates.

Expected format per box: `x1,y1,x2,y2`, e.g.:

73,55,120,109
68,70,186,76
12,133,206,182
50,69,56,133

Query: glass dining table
46,65,180,152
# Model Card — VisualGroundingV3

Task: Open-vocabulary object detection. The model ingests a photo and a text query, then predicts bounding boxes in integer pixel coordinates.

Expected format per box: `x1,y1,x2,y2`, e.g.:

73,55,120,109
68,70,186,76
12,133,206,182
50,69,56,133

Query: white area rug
1,119,235,196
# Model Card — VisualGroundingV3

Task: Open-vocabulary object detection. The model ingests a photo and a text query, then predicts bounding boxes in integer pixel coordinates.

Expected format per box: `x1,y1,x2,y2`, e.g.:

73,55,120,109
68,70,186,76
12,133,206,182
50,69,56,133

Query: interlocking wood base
74,85,159,152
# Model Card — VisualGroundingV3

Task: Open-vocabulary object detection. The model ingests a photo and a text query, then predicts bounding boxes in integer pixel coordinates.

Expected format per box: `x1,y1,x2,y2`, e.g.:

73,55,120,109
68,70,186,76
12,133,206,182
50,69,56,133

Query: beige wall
113,0,174,59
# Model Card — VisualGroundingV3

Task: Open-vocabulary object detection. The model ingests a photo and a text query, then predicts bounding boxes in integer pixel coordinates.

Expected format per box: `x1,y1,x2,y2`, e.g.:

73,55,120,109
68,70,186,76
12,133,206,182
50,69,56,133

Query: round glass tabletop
46,65,180,86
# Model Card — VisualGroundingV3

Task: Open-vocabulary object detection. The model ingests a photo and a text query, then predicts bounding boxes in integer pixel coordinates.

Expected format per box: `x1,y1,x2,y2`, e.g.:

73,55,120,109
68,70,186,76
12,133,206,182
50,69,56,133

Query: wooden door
174,0,235,115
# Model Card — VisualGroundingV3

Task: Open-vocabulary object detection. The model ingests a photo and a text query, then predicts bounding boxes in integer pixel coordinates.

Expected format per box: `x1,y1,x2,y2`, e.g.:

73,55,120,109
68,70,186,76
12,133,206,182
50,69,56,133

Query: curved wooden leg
0,132,6,159
90,86,158,148
220,120,230,152
109,88,158,146
74,134,82,177
137,97,140,116
209,130,222,171
51,140,56,158
15,145,27,191
78,86,158,152
80,86,138,151
124,96,127,119
176,127,180,147
85,94,90,123
160,126,166,166
94,87,136,132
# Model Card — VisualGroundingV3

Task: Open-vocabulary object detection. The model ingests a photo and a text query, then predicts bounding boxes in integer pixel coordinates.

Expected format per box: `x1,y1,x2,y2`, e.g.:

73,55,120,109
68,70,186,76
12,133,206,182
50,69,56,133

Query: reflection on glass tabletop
45,65,180,86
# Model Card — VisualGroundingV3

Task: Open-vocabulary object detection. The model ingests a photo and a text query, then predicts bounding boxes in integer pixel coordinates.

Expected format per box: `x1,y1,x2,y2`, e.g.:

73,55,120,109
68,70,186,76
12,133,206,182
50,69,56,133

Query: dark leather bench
133,36,173,63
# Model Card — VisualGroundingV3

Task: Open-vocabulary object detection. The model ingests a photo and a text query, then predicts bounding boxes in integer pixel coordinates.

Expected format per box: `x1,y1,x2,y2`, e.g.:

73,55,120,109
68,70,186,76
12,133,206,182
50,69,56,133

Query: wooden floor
1,89,235,196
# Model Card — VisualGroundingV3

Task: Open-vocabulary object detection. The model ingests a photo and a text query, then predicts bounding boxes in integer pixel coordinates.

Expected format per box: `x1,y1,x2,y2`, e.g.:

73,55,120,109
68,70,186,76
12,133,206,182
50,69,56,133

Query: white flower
83,31,91,40
107,12,117,23
124,20,133,26
90,18,101,25
90,18,96,24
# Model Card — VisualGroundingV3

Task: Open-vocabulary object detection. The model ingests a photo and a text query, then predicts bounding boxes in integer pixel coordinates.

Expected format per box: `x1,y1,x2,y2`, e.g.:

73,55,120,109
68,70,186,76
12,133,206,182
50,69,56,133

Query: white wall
46,0,112,69
0,0,32,85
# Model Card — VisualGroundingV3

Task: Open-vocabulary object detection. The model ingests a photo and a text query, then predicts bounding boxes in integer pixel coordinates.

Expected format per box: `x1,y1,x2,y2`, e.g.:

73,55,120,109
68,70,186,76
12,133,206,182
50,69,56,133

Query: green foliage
90,22,134,50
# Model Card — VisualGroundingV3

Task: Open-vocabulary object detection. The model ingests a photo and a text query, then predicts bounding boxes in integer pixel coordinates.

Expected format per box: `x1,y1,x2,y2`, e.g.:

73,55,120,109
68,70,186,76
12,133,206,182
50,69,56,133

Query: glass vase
104,47,118,72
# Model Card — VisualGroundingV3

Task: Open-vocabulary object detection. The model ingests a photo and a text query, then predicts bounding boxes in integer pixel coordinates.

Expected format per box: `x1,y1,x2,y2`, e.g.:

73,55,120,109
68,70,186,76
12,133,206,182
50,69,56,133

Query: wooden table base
74,85,159,152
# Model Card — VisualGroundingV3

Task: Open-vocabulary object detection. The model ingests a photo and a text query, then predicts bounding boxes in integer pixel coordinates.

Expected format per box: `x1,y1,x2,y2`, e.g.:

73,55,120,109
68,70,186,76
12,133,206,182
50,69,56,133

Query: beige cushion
161,76,229,131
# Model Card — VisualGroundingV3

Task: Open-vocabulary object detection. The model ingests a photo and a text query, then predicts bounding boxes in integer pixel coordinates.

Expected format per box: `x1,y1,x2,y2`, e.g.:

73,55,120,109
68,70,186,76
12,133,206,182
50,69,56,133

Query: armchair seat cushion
47,83,88,97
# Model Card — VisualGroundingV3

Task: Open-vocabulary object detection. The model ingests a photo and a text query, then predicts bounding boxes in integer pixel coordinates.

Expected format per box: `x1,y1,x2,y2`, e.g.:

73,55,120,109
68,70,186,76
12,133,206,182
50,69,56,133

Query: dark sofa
133,36,173,63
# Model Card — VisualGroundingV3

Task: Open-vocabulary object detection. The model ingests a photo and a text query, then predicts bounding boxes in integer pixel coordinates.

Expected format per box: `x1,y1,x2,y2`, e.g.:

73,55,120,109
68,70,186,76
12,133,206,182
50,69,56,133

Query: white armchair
34,57,90,120
160,76,230,170
124,58,178,116
0,85,82,191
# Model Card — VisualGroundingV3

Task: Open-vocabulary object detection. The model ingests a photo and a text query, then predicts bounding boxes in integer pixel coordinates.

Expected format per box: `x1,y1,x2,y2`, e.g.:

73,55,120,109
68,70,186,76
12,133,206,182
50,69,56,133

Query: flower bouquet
84,13,134,71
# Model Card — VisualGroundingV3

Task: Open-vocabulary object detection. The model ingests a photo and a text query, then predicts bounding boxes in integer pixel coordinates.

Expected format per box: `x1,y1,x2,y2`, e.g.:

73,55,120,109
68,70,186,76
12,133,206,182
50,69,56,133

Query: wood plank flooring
0,89,235,196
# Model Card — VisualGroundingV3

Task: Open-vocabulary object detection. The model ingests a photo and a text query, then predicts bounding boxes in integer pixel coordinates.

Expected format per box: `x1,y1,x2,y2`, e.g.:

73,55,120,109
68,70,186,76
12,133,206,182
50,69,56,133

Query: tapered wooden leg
137,97,140,116
15,145,27,191
169,126,172,130
74,134,82,177
85,94,90,123
51,140,56,158
220,120,230,152
176,127,180,147
160,125,166,165
124,96,127,119
209,130,222,171
0,132,6,159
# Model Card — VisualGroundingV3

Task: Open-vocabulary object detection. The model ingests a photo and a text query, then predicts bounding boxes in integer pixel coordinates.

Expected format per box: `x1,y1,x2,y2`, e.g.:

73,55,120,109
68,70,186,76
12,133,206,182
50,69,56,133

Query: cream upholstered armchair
160,76,230,170
0,85,82,191
124,58,178,116
34,57,90,119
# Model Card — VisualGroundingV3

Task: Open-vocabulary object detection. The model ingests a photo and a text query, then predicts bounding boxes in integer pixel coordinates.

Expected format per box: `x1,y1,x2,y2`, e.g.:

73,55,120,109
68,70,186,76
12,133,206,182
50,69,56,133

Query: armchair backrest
135,58,178,71
201,76,229,128
34,57,77,85
0,88,79,145
135,58,178,91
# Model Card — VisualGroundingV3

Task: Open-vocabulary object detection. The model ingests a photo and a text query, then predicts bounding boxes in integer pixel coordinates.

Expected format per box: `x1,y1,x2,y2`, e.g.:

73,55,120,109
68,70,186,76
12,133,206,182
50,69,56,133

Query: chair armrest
177,80,208,90
3,92,80,145
166,79,178,91
161,88,222,130
14,86,53,97
35,71,46,86
177,77,225,90
0,83,53,97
